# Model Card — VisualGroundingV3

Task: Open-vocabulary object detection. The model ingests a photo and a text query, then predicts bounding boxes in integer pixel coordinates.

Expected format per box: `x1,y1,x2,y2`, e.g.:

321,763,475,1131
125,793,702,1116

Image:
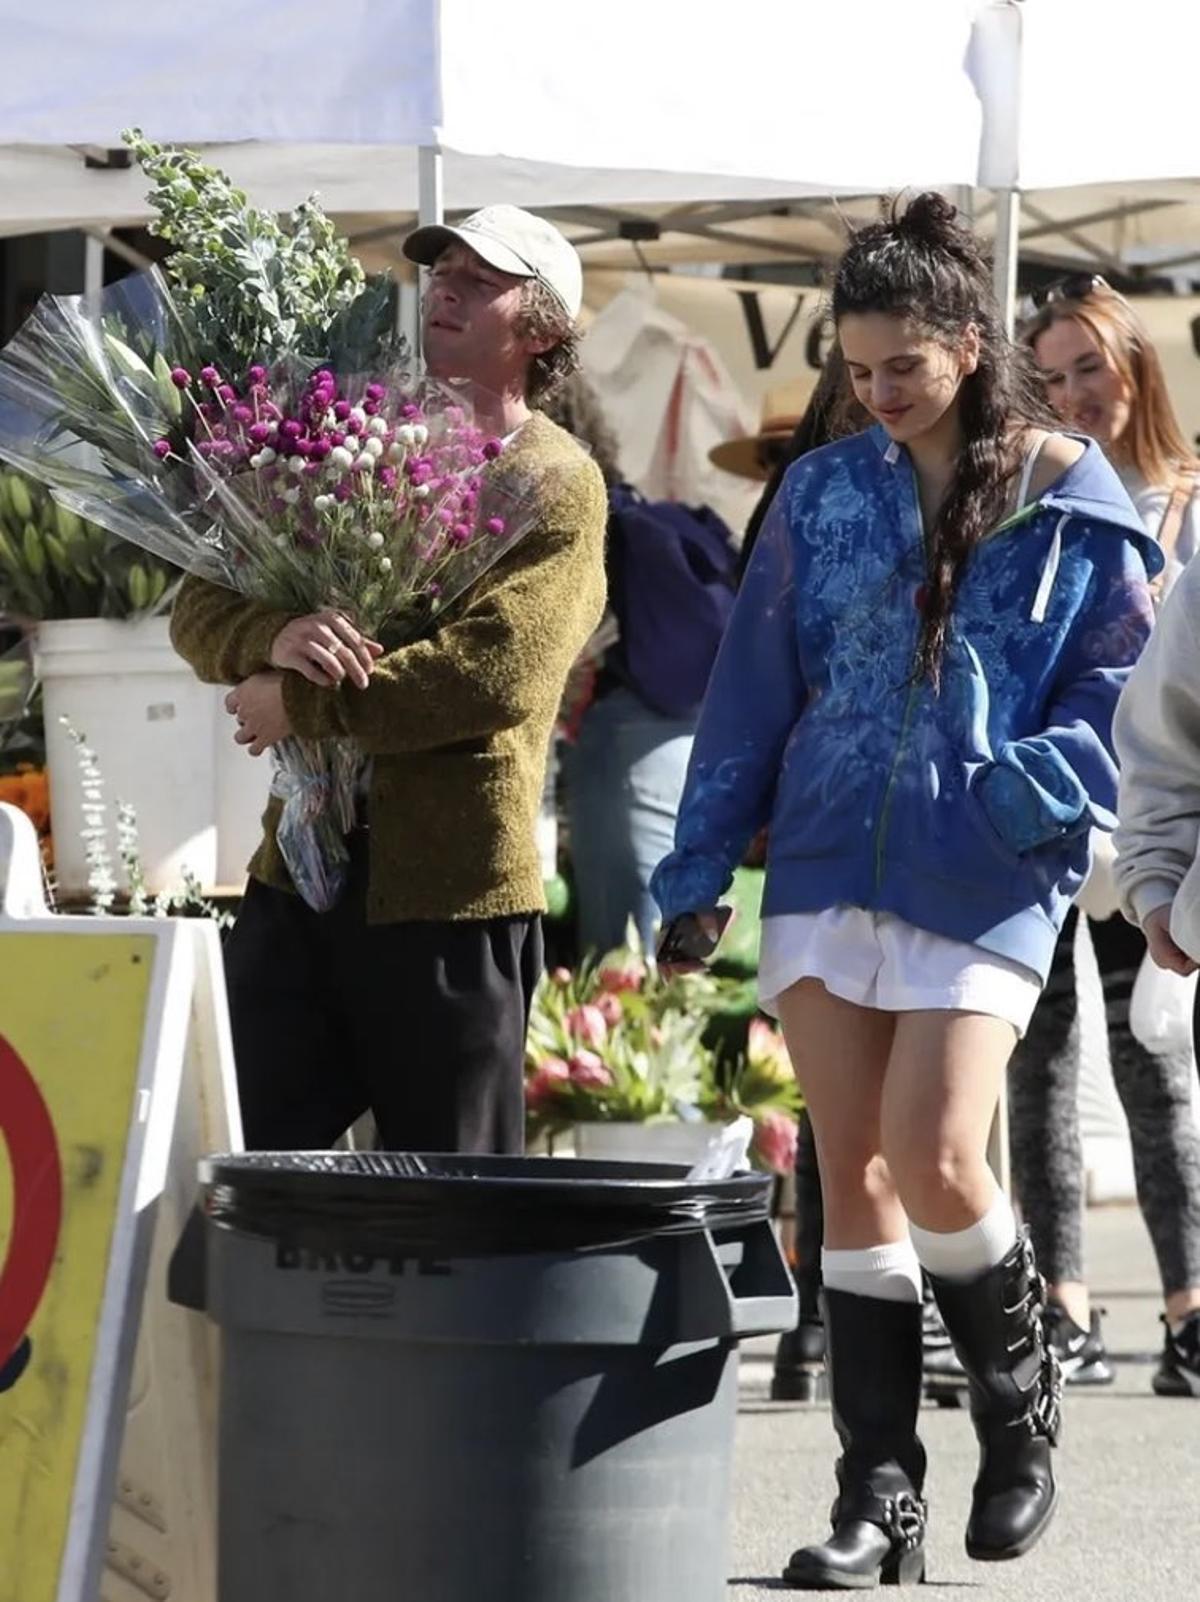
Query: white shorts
757,906,1042,1036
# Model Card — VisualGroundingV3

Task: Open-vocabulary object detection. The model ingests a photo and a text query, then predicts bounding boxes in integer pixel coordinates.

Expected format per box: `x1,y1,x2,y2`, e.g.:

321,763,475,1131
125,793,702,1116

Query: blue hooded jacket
651,427,1161,981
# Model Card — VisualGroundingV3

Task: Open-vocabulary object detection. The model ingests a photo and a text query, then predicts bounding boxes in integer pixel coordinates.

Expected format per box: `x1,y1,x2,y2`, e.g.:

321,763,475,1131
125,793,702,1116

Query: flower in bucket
751,1108,799,1176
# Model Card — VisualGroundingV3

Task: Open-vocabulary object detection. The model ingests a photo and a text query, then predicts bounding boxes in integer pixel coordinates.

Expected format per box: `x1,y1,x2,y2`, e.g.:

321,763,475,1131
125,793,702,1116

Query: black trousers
222,831,543,1154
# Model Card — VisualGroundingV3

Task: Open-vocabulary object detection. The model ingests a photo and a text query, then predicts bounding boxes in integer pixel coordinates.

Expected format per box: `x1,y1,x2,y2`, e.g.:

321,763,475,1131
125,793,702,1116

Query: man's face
421,243,536,391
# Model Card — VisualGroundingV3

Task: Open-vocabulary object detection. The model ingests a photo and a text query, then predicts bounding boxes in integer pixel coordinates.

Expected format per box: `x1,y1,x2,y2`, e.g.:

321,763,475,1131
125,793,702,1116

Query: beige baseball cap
404,204,583,321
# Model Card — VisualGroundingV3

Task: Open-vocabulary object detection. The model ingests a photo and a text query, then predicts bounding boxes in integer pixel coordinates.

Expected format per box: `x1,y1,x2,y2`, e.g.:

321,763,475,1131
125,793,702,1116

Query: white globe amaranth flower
379,556,393,573
366,416,389,438
282,486,301,505
367,531,385,550
353,453,375,473
362,436,384,459
411,423,429,446
395,424,417,448
314,493,336,512
288,455,307,475
250,446,278,470
412,483,432,500
349,407,368,430
329,445,356,472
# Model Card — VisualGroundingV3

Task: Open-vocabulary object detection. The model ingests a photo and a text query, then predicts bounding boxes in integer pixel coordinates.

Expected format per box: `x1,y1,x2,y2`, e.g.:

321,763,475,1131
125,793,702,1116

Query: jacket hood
869,425,1164,578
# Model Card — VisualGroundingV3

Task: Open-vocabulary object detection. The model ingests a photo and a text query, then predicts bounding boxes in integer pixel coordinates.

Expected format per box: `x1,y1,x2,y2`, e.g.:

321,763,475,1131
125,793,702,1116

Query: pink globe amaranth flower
309,438,332,462
248,364,268,385
378,466,398,489
169,366,191,389
594,992,623,1028
598,957,646,993
200,365,220,387
450,523,472,546
152,439,172,459
333,400,352,422
565,1003,608,1049
752,1110,798,1176
280,419,303,441
486,516,506,537
401,403,421,419
345,415,364,436
247,422,271,445
482,438,504,460
525,1057,571,1111
217,384,237,403
551,967,573,986
569,1051,614,1091
231,404,253,424
330,431,347,448
333,482,353,503
365,382,386,401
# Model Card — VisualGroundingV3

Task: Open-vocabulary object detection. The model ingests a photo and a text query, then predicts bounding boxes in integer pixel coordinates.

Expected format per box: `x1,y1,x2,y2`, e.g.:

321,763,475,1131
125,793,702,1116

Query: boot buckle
882,1491,927,1552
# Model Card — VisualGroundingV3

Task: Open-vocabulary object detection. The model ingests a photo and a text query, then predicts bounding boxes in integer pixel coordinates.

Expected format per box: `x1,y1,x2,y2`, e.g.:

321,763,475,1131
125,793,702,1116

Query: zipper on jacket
872,465,925,894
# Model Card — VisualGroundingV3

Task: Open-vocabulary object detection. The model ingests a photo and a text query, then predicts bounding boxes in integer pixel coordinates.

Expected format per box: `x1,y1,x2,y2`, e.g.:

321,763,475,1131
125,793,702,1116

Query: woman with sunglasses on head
1014,279,1200,1396
652,195,1161,1590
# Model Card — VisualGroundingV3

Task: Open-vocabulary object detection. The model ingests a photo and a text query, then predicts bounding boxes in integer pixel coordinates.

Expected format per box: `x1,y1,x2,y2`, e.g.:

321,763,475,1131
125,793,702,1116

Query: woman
1018,279,1200,1394
652,195,1160,1590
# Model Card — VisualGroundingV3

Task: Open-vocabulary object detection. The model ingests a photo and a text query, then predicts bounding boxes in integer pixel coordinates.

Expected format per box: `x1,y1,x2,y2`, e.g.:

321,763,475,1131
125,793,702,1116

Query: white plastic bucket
37,616,217,895
213,688,273,888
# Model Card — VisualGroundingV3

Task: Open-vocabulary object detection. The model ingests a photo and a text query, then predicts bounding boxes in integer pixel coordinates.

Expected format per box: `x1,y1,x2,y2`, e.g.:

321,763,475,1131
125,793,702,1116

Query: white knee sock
821,1240,923,1304
909,1190,1018,1283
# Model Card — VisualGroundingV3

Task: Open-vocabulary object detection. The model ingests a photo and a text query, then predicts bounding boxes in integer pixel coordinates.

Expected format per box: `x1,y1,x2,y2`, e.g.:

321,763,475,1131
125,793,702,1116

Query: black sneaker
1152,1311,1200,1398
1043,1301,1114,1386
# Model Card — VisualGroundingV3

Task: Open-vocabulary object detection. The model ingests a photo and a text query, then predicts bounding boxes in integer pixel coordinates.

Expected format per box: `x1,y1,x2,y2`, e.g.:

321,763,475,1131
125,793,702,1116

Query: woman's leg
1007,911,1090,1324
882,1009,1060,1564
775,981,928,1590
1091,913,1200,1325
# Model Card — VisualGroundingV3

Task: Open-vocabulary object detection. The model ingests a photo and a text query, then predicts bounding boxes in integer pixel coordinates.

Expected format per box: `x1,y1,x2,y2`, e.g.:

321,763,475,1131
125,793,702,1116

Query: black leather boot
929,1232,1063,1562
782,1290,927,1590
772,1111,827,1400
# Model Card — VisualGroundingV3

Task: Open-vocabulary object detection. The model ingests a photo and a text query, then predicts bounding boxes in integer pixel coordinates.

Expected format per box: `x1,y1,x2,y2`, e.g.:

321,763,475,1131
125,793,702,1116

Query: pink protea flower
525,1057,571,1111
594,992,623,1028
598,957,646,994
565,1003,608,1048
569,1051,613,1090
748,1016,788,1062
752,1110,798,1176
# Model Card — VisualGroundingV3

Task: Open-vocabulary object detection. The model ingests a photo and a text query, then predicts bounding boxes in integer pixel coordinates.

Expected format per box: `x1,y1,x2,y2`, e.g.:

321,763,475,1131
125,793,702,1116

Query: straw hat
709,378,816,481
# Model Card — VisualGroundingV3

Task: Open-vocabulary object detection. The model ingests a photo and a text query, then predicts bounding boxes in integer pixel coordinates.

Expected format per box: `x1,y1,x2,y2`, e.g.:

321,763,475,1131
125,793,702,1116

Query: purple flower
345,415,364,436
280,419,303,441
247,365,267,385
482,438,504,460
451,523,472,545
401,403,421,420
363,400,379,417
333,400,352,422
200,365,221,387
311,369,334,388
170,367,191,389
330,431,346,448
305,461,323,477
333,482,353,503
309,439,332,462
486,516,506,537
248,423,272,446
217,384,237,403
365,383,386,401
153,438,172,459
231,404,253,424
378,466,398,489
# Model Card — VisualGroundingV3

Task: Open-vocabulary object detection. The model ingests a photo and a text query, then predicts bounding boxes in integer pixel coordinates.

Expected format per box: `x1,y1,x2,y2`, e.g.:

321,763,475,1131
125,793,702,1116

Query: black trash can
187,1151,798,1602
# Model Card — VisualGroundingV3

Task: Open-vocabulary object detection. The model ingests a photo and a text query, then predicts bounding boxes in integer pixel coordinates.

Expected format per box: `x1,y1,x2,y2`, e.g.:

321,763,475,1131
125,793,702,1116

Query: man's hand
1143,904,1198,976
269,610,382,690
226,672,293,757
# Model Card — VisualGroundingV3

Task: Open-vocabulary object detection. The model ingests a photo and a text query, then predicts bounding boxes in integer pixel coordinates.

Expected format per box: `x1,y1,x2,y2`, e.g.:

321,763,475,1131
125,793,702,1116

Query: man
170,205,607,1153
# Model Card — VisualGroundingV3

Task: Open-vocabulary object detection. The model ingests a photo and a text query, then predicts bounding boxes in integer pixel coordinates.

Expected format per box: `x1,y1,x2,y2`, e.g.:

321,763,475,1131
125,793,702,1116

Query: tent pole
402,145,446,353
993,186,1020,338
83,233,105,300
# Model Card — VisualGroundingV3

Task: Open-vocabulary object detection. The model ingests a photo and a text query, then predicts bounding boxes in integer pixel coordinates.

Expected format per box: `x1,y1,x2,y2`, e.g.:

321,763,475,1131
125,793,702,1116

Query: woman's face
839,312,977,446
1032,316,1132,450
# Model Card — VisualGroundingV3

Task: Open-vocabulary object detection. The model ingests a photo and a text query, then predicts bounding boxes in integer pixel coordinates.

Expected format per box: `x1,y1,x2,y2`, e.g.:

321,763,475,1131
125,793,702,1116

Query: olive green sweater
170,413,607,922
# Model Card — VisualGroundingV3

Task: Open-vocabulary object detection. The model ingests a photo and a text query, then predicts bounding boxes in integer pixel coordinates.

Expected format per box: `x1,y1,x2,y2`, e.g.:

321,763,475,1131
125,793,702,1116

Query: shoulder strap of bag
1149,472,1197,602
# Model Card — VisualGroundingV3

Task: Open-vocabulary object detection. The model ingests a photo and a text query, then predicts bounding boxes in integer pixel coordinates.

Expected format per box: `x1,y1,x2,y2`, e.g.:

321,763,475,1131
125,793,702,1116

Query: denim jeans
564,686,697,955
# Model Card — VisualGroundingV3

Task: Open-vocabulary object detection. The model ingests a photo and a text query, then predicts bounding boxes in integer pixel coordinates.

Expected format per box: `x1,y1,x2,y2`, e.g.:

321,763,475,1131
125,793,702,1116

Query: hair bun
894,191,984,272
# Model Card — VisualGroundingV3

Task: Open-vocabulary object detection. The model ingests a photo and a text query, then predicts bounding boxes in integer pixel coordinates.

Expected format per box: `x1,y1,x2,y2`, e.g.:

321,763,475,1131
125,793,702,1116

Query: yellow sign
0,931,154,1602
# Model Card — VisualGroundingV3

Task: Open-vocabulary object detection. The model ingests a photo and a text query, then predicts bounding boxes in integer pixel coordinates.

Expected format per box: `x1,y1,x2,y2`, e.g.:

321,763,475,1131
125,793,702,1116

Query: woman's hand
269,610,383,690
656,910,728,977
1143,904,1198,976
226,672,292,756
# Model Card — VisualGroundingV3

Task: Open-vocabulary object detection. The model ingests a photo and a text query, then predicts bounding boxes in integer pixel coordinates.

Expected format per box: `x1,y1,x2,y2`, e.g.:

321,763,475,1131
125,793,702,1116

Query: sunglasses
1030,273,1112,310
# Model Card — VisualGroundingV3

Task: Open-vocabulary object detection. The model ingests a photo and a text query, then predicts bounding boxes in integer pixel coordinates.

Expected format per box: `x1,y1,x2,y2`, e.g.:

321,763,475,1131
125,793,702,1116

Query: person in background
550,374,739,956
1015,278,1200,1393
170,206,607,1155
654,194,1160,1588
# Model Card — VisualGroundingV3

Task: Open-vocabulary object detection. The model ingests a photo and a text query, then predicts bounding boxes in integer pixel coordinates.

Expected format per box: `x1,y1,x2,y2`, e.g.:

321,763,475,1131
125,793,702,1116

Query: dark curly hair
833,192,1053,685
517,279,581,404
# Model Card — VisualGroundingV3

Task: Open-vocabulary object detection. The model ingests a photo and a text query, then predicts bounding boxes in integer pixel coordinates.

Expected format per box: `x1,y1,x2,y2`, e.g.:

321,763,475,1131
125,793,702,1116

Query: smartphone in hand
655,906,733,967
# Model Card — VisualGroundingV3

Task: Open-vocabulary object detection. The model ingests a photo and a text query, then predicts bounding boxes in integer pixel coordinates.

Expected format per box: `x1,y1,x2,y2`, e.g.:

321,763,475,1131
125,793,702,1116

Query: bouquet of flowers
525,936,802,1173
0,134,539,910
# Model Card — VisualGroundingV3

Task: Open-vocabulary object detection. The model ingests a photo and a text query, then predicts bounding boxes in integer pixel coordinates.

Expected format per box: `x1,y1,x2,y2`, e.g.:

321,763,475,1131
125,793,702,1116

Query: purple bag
606,484,738,719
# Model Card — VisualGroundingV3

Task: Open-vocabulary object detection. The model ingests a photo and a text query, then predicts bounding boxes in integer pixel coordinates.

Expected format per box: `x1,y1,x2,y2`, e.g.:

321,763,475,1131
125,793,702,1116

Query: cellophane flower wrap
0,134,540,910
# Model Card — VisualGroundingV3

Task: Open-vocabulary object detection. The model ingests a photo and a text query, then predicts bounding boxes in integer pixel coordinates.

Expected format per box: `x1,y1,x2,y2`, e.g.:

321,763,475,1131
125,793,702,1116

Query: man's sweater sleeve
280,460,607,756
169,575,297,686
1113,561,1200,926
